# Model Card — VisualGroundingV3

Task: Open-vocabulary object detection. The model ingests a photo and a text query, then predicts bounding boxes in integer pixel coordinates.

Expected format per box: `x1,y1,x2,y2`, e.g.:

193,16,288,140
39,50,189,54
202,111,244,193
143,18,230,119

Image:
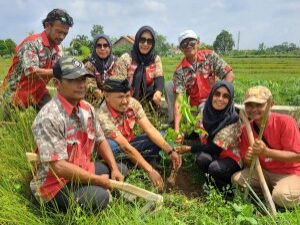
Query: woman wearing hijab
113,26,164,107
84,34,117,106
177,80,242,192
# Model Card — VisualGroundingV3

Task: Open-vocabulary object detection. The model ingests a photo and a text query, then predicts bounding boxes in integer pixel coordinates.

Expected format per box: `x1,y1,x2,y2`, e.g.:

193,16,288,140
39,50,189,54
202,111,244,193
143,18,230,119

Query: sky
0,0,299,50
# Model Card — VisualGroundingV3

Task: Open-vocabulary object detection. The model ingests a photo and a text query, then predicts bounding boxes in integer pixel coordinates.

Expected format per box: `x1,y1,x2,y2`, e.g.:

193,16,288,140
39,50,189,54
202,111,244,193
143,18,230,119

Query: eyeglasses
96,43,109,49
180,39,197,49
213,91,230,100
139,37,153,45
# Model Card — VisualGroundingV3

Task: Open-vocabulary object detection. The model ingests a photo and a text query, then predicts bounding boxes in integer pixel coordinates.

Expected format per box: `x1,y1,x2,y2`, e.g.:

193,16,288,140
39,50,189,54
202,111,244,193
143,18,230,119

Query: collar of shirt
41,31,60,52
57,93,84,116
106,101,122,119
181,51,205,69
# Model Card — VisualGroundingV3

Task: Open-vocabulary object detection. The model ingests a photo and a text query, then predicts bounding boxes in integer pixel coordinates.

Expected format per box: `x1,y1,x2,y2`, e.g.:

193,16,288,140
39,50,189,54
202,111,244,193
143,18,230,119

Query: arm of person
50,160,111,189
96,139,124,181
252,139,300,162
138,116,182,169
174,93,183,143
223,71,235,83
113,134,164,191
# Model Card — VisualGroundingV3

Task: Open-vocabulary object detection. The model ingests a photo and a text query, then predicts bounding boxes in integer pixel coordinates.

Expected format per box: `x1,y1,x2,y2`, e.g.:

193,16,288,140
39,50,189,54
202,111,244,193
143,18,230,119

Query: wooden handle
26,152,163,204
110,180,163,203
239,110,277,215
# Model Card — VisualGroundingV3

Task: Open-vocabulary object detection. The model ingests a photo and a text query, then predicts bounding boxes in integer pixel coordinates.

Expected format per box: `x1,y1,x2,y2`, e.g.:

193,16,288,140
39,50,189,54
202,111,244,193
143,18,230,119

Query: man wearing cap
96,78,182,191
30,56,127,211
232,86,300,208
1,9,73,118
164,29,234,141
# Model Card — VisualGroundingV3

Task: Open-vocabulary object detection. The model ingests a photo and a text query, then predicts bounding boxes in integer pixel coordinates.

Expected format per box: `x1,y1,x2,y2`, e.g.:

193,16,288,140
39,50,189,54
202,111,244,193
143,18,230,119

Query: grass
1,55,300,224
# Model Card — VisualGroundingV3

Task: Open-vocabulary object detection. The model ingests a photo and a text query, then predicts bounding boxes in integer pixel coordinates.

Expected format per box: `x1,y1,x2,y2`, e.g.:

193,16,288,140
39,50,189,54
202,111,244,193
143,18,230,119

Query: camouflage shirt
30,94,105,202
173,49,232,106
211,121,242,166
96,97,146,142
1,31,62,107
113,53,163,88
84,57,117,106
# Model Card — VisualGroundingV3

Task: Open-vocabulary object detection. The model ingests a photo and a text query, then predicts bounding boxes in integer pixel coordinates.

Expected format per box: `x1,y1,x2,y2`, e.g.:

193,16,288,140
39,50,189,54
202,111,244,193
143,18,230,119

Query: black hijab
90,34,115,78
203,80,239,141
131,26,156,100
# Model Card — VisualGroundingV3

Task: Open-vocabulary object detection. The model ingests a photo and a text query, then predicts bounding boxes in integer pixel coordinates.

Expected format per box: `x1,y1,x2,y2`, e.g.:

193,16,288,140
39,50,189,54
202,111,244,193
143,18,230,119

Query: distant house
113,35,135,46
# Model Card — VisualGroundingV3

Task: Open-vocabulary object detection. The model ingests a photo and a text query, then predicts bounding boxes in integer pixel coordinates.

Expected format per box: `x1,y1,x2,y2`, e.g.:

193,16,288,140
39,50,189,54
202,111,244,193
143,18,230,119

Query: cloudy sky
0,0,299,50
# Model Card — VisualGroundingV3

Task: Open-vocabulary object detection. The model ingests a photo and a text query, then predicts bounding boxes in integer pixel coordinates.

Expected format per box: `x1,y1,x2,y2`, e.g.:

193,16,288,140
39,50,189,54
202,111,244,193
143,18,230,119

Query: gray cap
53,56,91,79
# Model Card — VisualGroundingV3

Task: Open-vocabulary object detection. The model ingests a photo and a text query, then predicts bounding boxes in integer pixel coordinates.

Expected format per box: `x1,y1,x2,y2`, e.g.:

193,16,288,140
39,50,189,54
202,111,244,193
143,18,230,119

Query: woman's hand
175,145,191,154
152,90,162,106
110,168,124,181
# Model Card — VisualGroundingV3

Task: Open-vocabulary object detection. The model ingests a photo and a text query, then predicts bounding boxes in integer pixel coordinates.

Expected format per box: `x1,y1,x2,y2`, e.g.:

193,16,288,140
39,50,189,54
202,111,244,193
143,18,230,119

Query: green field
1,56,300,224
1,56,300,105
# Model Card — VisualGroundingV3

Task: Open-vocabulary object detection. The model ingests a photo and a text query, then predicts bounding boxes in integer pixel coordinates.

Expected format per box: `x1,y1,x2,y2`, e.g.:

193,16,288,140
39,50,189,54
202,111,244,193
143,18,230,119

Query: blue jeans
108,133,161,162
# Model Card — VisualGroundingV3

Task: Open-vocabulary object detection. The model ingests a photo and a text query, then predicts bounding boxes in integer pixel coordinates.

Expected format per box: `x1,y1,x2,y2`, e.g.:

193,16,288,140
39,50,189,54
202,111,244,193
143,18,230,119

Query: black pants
47,162,128,212
196,152,240,191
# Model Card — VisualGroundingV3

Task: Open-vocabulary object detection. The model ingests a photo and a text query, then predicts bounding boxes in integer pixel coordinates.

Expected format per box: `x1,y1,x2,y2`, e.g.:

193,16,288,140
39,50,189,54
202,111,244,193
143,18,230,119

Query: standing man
1,9,73,115
164,30,234,141
30,56,127,212
96,78,182,191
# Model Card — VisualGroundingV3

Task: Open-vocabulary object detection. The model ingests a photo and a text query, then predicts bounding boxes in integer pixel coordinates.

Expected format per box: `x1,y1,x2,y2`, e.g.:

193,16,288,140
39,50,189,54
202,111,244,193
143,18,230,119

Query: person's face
45,20,69,46
54,76,87,105
105,91,131,113
245,102,267,122
95,38,111,59
138,31,153,55
212,86,231,111
180,38,199,59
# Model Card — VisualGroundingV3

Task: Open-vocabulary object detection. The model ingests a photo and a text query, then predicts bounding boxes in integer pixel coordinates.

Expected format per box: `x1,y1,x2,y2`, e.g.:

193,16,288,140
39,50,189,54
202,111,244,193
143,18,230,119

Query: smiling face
95,38,111,59
180,38,199,61
45,20,70,46
211,86,231,111
105,91,131,113
245,102,267,123
138,31,154,55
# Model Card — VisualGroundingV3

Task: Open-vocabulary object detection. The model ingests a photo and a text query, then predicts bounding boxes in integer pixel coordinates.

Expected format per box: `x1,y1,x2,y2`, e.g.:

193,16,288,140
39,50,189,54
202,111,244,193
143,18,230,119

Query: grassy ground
2,107,300,225
1,56,300,224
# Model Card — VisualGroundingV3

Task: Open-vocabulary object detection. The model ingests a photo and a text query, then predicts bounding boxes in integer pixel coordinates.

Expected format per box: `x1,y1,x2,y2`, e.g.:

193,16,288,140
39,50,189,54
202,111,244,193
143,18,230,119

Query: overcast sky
0,0,299,50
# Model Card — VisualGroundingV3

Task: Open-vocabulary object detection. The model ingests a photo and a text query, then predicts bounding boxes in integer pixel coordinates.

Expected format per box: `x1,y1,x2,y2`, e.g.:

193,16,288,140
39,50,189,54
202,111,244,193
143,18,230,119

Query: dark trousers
48,162,128,212
196,152,240,191
108,133,161,164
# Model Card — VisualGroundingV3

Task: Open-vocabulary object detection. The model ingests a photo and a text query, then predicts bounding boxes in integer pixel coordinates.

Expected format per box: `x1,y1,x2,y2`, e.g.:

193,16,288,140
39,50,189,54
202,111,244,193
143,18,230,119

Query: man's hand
95,174,111,190
111,168,124,181
169,151,182,169
244,146,254,165
152,90,162,106
148,169,164,192
252,139,269,156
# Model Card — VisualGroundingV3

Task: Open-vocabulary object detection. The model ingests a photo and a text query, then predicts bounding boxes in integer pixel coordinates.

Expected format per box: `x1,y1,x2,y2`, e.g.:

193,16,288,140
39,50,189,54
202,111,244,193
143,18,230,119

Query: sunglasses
213,91,230,100
180,39,197,49
96,43,109,49
139,37,153,45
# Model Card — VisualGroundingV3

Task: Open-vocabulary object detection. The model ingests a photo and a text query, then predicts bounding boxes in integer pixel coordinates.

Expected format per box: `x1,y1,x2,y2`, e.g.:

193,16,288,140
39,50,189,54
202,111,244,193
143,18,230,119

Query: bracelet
168,148,176,155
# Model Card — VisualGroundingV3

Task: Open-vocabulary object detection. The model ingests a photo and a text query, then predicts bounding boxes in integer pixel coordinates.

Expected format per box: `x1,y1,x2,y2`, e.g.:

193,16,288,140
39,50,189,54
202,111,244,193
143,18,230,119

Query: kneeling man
96,78,182,191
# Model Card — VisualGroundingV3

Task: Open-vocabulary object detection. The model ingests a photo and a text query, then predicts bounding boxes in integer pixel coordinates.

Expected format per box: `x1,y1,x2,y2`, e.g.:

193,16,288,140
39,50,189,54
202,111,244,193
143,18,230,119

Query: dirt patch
166,169,204,198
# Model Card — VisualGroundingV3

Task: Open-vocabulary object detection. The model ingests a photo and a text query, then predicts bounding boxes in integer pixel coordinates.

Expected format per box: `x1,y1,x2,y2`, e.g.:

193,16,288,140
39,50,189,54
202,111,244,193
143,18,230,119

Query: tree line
1,25,299,57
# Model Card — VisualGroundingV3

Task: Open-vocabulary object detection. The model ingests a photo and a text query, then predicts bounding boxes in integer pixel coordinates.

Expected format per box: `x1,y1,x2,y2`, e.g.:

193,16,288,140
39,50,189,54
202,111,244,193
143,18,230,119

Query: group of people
1,8,300,212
